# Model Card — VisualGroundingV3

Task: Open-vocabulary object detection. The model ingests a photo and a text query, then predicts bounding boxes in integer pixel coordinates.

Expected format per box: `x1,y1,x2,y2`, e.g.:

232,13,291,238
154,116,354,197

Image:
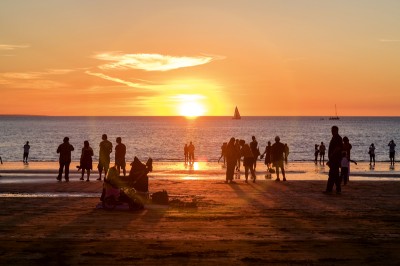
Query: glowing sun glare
179,102,206,118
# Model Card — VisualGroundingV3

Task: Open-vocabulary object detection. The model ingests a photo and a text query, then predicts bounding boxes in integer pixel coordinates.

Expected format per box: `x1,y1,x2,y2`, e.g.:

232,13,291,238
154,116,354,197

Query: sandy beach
1,161,400,265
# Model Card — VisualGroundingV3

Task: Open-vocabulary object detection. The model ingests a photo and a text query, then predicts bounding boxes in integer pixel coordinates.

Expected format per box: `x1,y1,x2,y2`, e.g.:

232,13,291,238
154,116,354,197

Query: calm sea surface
0,116,399,163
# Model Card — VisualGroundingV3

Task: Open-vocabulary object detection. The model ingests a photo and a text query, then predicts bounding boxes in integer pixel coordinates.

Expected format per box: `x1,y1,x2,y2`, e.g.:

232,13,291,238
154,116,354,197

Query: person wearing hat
271,136,286,181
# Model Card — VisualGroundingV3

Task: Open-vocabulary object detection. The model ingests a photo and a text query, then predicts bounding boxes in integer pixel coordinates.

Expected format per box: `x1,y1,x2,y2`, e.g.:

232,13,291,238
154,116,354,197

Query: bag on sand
152,190,169,205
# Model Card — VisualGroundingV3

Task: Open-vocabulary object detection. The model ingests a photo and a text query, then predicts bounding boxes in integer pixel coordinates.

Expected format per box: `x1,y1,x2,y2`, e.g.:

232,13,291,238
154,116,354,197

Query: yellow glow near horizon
176,94,207,118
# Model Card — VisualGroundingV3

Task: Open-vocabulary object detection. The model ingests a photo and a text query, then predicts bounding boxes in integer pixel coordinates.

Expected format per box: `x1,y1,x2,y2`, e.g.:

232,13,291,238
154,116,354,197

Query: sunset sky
1,0,399,116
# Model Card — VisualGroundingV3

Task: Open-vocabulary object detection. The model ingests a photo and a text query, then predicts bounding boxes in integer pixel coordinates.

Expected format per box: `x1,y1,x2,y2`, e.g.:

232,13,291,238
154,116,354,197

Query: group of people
221,135,289,184
183,142,195,164
314,142,326,165
56,134,126,182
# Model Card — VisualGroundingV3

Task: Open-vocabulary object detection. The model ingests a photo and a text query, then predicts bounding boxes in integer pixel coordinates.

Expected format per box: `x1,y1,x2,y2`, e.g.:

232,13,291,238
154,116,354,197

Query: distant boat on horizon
329,104,340,120
233,106,241,120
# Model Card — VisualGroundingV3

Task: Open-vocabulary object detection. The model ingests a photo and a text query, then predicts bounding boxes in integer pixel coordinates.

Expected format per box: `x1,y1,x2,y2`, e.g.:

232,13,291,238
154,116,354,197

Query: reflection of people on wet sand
184,144,188,164
188,141,195,164
115,137,127,176
241,140,256,183
319,142,326,165
79,141,93,182
57,137,74,182
271,136,286,182
225,137,237,183
324,126,342,194
97,134,113,181
368,143,376,165
388,140,396,166
23,141,30,164
218,142,227,165
314,144,319,164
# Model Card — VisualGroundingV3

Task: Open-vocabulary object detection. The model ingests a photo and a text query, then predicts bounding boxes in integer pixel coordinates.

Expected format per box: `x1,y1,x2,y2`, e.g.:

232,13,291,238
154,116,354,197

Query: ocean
0,116,399,163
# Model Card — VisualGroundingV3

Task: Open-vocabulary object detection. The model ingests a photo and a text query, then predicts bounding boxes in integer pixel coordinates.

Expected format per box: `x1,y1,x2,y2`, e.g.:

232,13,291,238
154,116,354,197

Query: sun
179,101,206,118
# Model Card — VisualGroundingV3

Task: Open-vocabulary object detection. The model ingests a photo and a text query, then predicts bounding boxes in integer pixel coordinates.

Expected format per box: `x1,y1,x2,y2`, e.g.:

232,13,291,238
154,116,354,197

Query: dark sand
1,177,400,265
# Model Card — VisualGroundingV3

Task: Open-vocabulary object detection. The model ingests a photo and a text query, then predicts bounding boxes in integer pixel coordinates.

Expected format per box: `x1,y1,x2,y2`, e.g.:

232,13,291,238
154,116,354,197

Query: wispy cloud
379,39,400,42
94,52,221,71
85,71,155,90
0,44,30,50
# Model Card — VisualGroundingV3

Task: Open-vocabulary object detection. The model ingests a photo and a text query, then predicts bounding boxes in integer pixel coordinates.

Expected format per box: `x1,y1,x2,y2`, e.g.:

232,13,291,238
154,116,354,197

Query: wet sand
1,162,400,265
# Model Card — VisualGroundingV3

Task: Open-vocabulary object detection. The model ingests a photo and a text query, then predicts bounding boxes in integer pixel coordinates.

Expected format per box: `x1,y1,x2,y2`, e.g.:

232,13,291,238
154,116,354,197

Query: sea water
0,116,399,163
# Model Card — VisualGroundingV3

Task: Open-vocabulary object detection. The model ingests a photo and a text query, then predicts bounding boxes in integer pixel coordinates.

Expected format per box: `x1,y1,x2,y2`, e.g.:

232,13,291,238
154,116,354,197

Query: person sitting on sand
271,136,286,182
79,141,94,182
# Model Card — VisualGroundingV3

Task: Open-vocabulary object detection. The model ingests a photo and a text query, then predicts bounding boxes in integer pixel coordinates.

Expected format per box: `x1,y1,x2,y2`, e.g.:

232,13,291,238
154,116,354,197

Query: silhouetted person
218,142,227,165
340,151,350,185
225,137,237,183
250,136,260,170
261,141,272,170
284,143,289,164
314,144,319,164
188,141,195,164
235,139,241,171
184,144,189,164
115,137,127,176
23,141,30,164
97,134,112,181
271,136,286,181
0,155,2,164
57,137,74,182
324,126,343,194
369,143,376,165
241,140,256,183
388,140,396,166
80,141,93,181
319,142,326,165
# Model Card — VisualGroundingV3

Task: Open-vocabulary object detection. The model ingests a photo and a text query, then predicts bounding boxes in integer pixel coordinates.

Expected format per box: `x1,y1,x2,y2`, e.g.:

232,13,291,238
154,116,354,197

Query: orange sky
1,1,400,116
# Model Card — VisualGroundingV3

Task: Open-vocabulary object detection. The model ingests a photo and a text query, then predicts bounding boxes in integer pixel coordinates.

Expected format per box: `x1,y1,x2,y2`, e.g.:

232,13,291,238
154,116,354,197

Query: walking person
56,137,74,182
369,143,376,166
319,142,326,165
271,136,286,181
225,137,237,183
115,137,127,176
260,141,272,171
23,141,30,164
314,144,319,164
250,136,260,170
188,141,195,164
324,126,343,194
235,139,241,171
97,134,112,181
79,141,93,181
388,140,396,167
284,143,289,164
218,142,227,166
241,140,256,183
184,144,189,164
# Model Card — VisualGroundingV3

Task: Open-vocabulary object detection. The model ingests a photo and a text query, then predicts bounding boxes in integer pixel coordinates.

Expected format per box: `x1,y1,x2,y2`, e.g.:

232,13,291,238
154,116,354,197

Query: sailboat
329,104,340,120
233,106,241,120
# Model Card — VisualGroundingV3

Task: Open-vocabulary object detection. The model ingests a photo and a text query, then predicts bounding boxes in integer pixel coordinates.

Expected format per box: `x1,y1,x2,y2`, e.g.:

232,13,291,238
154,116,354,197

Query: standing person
241,140,256,183
56,137,74,182
250,136,260,170
188,141,195,164
324,126,343,194
271,136,286,181
284,143,289,164
23,141,30,164
319,142,326,165
225,137,237,183
80,141,93,182
218,142,227,165
235,139,241,171
261,141,272,170
314,144,319,164
97,134,113,181
388,140,396,166
184,144,189,164
115,137,127,176
369,143,376,166
340,151,350,185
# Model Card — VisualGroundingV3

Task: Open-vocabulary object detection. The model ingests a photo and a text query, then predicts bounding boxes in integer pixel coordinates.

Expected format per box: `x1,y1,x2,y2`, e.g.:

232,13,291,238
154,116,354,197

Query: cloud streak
0,44,30,50
94,52,220,71
85,71,156,90
379,39,400,42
